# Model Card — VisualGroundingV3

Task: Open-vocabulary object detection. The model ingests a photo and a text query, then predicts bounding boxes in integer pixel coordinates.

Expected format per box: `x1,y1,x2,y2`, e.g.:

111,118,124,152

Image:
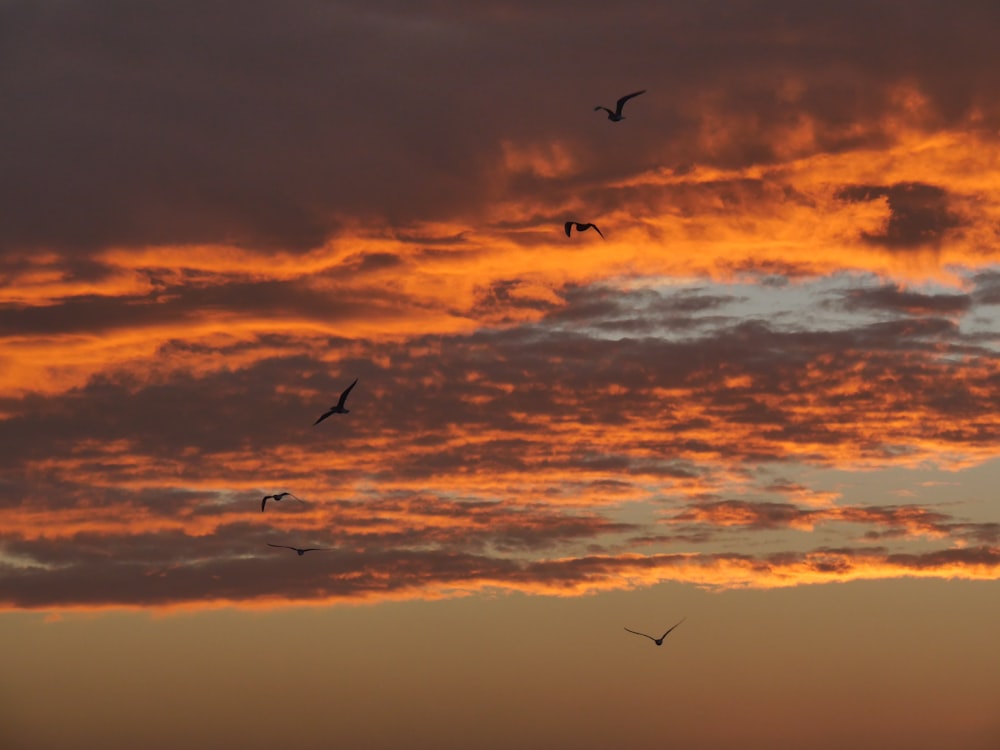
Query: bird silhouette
564,221,604,239
624,618,686,646
267,543,330,556
594,90,646,121
313,377,358,425
260,492,306,512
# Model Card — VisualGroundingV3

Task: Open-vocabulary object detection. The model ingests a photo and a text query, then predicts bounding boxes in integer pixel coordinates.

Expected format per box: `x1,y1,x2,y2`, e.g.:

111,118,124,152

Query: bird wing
564,221,574,237
590,224,604,238
313,409,334,426
658,617,686,640
288,493,307,504
261,496,269,512
267,543,295,551
301,548,329,553
624,627,656,641
336,378,359,409
615,89,646,115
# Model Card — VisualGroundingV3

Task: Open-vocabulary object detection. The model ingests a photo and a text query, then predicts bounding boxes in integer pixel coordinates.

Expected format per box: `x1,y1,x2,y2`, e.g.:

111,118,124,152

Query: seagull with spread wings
564,221,604,239
624,618,686,646
313,377,358,425
267,543,330,556
594,89,646,121
260,492,306,512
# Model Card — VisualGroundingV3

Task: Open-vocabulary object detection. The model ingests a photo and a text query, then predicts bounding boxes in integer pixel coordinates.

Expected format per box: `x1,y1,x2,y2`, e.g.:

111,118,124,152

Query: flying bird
260,492,306,512
313,377,359,425
564,221,604,239
267,543,330,556
594,89,646,121
624,618,686,646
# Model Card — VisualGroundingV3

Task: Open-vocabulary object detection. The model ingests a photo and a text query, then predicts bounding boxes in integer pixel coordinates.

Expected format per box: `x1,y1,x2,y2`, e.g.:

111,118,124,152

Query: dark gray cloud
835,183,963,249
839,283,971,316
3,532,998,609
972,270,1000,306
471,279,560,322
4,1,1000,255
547,284,741,332
0,271,425,336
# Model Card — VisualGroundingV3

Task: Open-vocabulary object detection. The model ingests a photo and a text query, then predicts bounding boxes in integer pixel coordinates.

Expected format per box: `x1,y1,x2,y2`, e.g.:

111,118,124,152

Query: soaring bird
313,377,359,425
267,543,329,556
564,221,604,239
594,89,646,121
260,492,306,512
624,618,686,646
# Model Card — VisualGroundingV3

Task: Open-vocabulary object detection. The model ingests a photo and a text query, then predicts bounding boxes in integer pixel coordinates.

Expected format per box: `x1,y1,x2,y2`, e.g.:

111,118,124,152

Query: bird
594,90,646,121
313,377,359,425
624,618,686,646
267,543,330,556
260,492,306,512
564,221,604,239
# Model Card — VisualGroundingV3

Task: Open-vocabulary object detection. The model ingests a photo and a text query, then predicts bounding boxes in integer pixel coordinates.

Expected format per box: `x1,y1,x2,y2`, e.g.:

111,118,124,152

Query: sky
2,1,999,748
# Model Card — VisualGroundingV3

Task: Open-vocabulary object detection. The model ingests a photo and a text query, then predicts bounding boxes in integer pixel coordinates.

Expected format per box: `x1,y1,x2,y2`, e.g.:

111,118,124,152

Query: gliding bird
594,89,646,121
624,617,686,646
260,492,306,512
267,543,330,556
313,377,359,425
564,221,604,239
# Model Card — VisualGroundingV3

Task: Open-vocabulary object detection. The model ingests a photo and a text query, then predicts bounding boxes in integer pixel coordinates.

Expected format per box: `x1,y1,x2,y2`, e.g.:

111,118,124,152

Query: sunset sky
2,2,1000,748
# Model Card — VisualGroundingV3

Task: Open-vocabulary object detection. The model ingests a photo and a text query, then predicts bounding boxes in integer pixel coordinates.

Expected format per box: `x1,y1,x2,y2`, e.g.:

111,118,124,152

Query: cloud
835,183,963,249
2,274,998,612
5,1,1000,257
3,536,998,610
3,3,1000,615
3,281,998,498
668,499,999,543
972,270,1000,306
839,283,971,316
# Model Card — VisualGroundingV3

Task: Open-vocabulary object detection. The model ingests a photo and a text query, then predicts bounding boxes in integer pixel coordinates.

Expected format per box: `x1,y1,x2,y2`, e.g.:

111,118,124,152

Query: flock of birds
259,89,683,650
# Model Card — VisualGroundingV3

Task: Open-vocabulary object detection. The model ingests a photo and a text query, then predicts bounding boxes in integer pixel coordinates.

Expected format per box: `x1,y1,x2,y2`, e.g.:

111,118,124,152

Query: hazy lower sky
2,2,999,749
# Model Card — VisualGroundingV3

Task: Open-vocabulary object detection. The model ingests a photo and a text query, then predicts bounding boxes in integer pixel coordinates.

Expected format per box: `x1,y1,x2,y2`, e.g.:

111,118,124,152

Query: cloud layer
2,1,1000,610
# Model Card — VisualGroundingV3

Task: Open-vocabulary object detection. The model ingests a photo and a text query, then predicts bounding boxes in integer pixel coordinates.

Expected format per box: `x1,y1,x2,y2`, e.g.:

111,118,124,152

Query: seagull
267,543,330,556
313,377,358,425
624,618,686,646
595,90,646,121
260,492,306,512
564,221,604,239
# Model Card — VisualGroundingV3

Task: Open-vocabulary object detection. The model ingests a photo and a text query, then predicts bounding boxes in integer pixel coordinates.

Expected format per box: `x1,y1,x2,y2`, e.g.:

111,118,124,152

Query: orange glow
4,102,1000,618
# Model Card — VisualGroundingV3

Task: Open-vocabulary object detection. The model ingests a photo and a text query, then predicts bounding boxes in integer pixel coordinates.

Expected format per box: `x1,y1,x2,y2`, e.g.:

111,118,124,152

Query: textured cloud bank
3,278,999,610
3,2,1000,611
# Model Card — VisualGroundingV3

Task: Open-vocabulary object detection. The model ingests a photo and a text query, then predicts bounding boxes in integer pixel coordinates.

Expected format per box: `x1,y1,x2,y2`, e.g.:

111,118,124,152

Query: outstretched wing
615,89,646,115
336,378,359,409
658,617,686,641
313,409,334,426
261,496,270,512
624,627,656,642
288,493,307,504
587,223,604,239
267,543,295,551
564,221,574,237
